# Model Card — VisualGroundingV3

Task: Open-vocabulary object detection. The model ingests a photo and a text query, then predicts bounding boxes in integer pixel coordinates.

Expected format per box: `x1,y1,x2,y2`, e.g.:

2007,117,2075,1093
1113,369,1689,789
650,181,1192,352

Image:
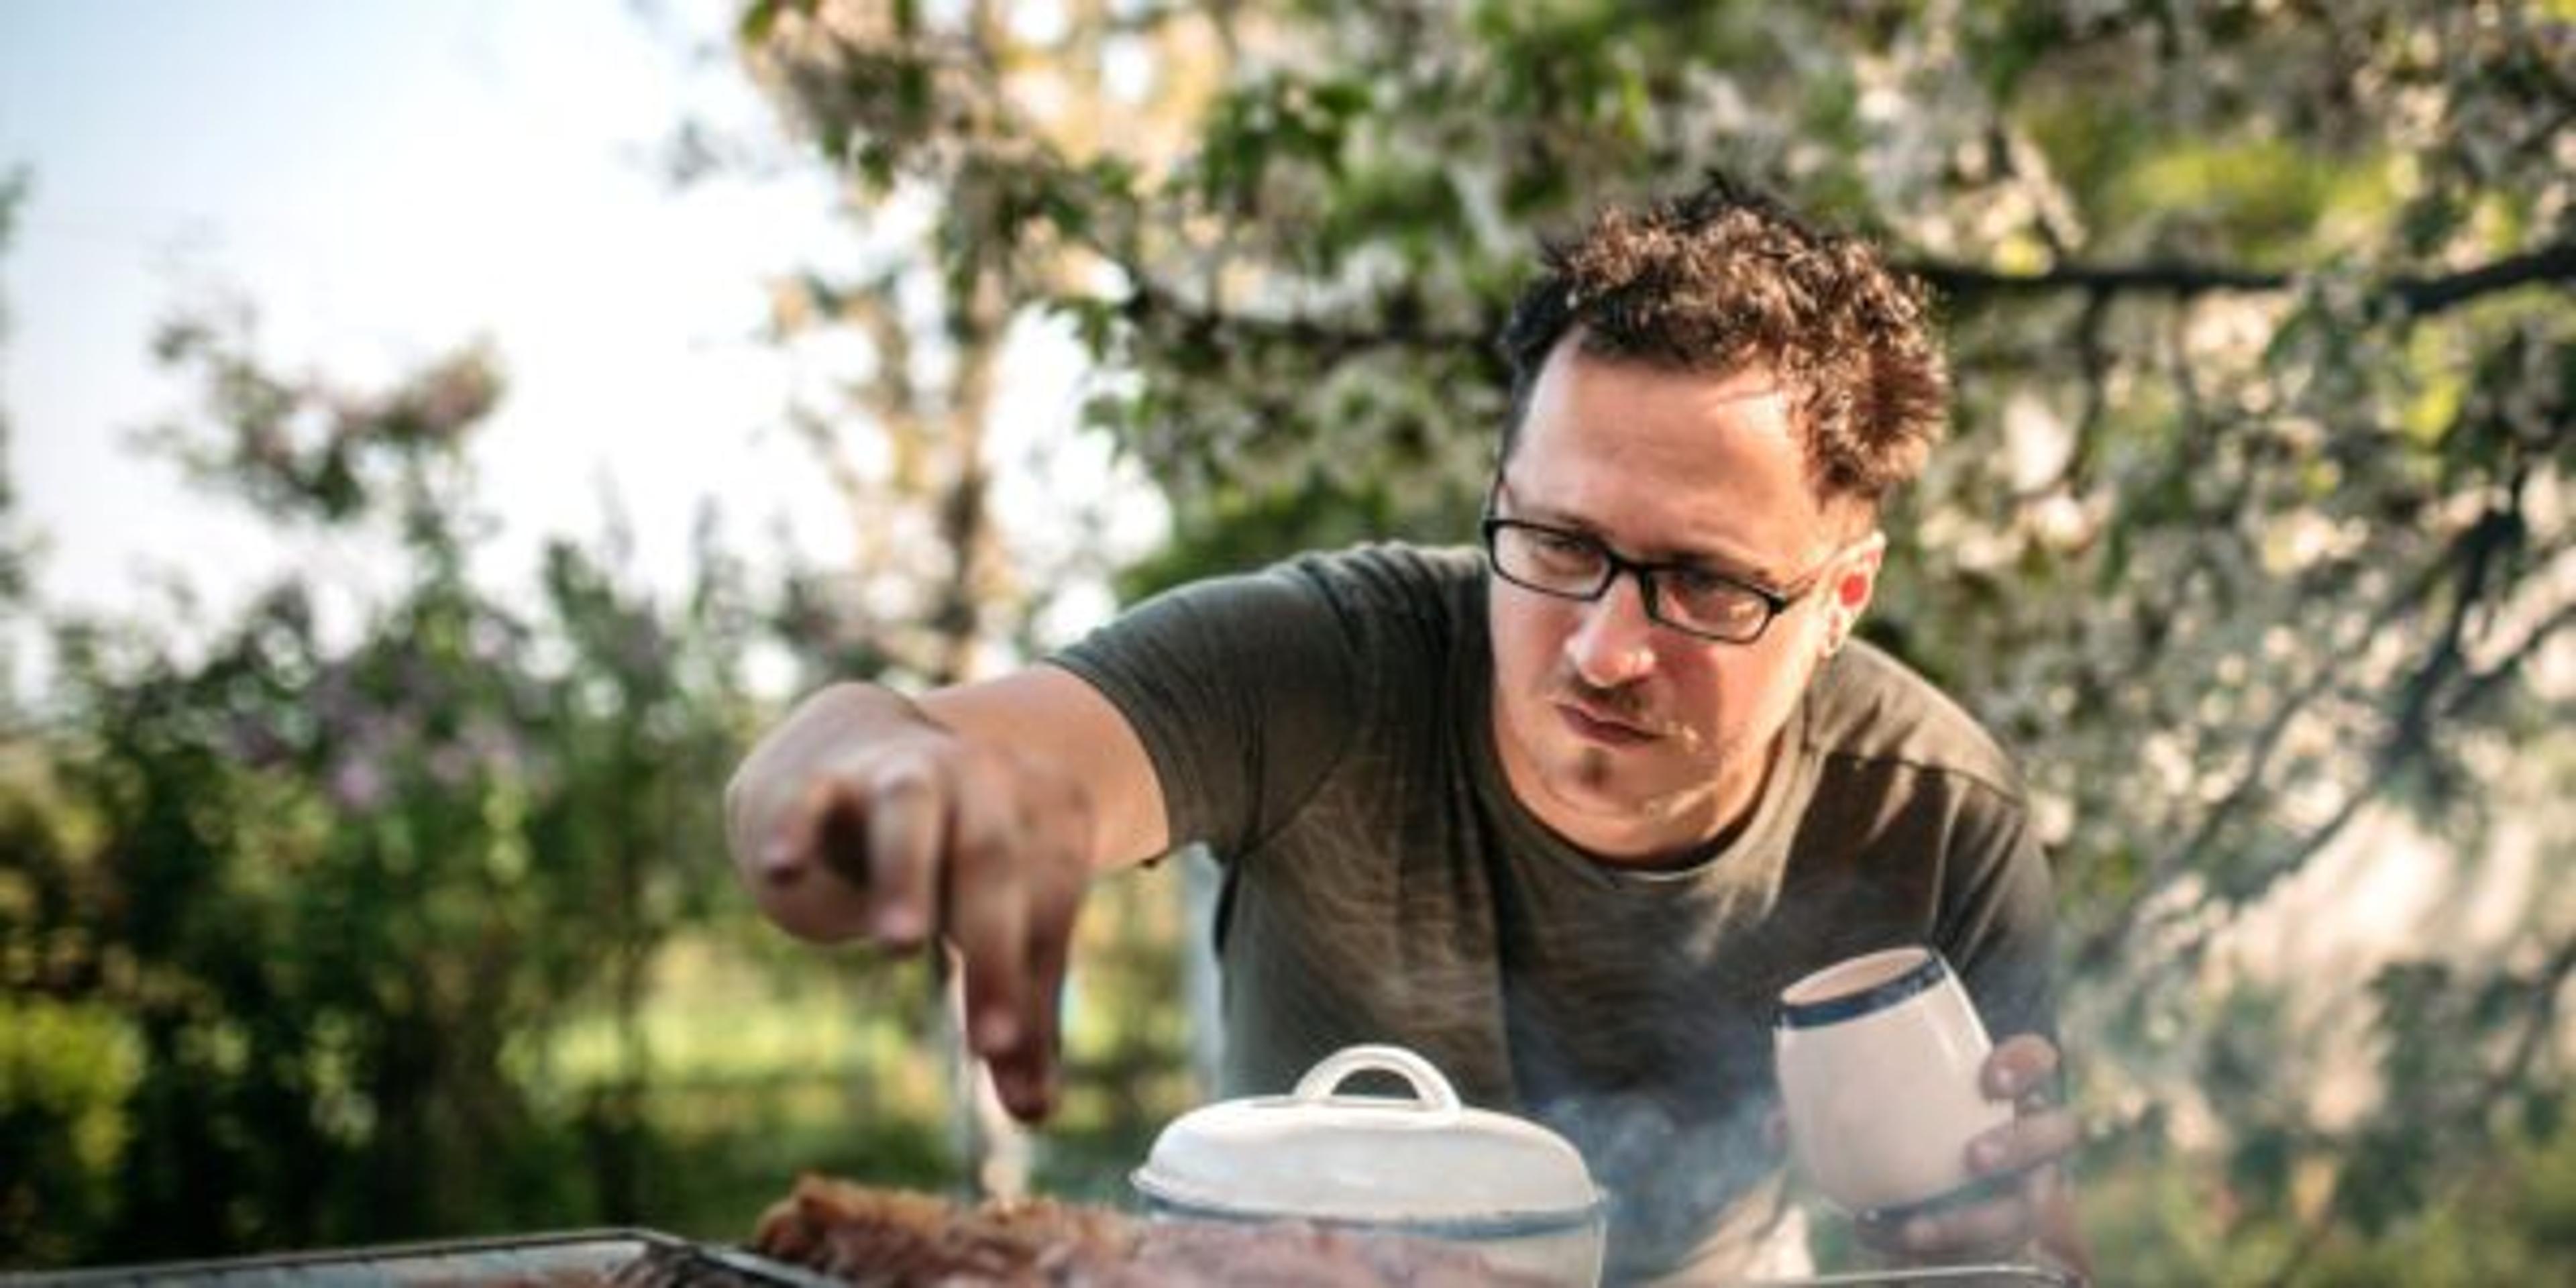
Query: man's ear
1821,531,1886,658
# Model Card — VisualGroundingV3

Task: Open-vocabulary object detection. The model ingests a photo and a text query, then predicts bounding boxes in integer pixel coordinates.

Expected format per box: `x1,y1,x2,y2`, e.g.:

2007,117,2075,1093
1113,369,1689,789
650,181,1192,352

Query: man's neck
1584,733,1780,870
1496,718,1784,869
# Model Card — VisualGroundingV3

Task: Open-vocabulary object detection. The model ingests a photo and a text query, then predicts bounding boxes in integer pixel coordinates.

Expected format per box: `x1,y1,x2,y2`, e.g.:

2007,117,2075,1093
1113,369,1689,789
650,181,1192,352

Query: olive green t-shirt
1053,543,2057,1283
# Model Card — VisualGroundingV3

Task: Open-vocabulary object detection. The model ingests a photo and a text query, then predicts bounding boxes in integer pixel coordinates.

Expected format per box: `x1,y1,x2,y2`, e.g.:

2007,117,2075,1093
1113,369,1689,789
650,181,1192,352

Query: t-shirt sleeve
1048,561,1365,860
1937,790,2059,1046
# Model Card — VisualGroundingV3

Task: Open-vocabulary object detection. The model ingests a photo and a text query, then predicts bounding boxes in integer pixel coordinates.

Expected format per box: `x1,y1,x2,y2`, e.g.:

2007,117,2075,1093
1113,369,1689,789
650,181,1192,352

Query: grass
535,893,1205,1243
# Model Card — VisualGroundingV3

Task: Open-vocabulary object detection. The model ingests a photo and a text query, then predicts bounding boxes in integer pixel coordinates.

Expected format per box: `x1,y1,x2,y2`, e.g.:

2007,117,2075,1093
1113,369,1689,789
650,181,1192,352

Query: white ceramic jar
1130,1044,1605,1286
1773,945,2013,1216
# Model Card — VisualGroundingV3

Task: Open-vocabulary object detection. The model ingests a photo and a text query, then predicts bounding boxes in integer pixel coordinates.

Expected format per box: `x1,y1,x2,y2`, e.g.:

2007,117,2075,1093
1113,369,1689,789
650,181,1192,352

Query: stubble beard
1548,672,1749,828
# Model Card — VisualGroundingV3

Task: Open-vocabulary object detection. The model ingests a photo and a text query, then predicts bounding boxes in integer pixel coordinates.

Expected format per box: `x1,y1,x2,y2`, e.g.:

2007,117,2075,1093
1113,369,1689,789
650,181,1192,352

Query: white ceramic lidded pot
1130,1044,1605,1287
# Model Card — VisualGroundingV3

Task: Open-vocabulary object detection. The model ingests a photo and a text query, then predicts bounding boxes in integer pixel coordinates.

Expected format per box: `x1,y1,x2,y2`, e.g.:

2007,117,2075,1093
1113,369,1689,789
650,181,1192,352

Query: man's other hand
1858,1032,2090,1279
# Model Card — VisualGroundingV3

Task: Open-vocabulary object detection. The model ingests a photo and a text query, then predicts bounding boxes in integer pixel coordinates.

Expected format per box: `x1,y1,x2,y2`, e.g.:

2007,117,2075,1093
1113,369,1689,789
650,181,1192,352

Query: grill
0,1230,2082,1287
0,1230,845,1288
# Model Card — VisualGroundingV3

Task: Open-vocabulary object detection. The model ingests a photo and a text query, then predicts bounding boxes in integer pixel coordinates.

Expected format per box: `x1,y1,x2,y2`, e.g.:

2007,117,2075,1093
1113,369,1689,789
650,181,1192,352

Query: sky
1,0,1146,690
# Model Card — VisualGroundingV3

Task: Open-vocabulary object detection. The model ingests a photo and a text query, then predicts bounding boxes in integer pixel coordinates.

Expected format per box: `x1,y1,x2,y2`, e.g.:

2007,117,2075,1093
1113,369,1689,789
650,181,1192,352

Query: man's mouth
1556,699,1658,747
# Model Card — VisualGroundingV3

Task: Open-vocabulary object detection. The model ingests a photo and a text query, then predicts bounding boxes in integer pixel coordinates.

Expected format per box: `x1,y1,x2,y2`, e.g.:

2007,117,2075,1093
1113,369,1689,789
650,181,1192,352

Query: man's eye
1666,569,1760,611
1531,531,1594,559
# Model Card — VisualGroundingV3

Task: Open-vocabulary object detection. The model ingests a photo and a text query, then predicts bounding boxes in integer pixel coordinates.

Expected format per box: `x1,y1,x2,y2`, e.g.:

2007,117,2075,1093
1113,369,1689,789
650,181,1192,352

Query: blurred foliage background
4,1,2573,1282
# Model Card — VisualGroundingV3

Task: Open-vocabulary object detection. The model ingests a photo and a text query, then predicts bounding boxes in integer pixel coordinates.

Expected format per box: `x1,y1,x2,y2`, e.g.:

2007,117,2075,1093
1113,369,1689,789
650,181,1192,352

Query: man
726,180,2085,1282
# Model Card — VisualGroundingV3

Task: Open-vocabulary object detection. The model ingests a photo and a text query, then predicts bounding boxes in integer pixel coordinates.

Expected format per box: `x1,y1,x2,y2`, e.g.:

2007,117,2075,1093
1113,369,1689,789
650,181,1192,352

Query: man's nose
1564,572,1659,687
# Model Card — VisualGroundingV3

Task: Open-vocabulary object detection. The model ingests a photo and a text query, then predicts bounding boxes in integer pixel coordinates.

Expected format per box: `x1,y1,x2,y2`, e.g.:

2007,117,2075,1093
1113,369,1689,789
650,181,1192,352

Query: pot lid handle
1290,1044,1463,1119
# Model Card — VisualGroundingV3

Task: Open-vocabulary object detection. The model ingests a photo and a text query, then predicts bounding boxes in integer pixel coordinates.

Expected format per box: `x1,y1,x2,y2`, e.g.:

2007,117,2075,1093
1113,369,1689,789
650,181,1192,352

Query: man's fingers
745,779,875,943
1024,865,1085,1068
1968,1107,2082,1176
992,867,1069,1130
2028,1164,2094,1281
981,884,1072,1124
955,932,1030,1059
989,1054,1054,1122
863,758,945,947
1885,1163,2078,1261
1891,1189,2031,1259
752,778,826,885
947,780,1032,1059
1984,1032,2062,1100
1024,771,1091,1015
986,767,1089,1123
757,733,1093,1124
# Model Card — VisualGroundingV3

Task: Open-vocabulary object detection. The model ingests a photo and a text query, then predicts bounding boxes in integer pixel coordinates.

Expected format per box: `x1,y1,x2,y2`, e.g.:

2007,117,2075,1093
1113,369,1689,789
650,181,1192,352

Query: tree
0,299,780,1259
734,0,1242,1199
737,0,2574,1277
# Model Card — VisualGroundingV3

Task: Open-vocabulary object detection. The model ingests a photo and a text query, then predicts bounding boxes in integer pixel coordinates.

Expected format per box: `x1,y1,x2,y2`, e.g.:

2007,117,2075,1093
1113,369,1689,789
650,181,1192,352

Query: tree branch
1102,237,2576,377
1118,278,1497,370
1917,258,2285,301
1911,239,2576,317
2078,486,2553,975
2394,239,2576,315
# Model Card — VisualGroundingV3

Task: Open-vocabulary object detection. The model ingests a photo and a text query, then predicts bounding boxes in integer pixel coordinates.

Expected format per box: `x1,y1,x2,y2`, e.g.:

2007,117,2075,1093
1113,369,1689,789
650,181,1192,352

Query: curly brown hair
1499,178,1948,510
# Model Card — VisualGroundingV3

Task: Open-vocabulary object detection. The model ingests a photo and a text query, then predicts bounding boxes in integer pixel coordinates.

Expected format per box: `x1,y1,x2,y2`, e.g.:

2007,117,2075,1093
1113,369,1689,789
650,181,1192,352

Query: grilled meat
743,1174,1554,1286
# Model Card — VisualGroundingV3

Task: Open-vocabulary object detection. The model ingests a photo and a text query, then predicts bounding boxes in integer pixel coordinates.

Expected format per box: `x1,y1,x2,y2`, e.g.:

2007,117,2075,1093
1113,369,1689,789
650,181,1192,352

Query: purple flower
329,755,387,811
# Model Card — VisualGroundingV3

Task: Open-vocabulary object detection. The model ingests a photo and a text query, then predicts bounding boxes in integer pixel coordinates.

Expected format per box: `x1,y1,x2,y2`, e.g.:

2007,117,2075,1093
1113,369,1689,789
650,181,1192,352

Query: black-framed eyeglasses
1480,515,1827,645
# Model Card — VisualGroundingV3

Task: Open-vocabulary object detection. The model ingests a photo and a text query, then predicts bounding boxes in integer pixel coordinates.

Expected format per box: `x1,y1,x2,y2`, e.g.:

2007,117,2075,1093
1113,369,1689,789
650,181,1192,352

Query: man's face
1487,341,1881,863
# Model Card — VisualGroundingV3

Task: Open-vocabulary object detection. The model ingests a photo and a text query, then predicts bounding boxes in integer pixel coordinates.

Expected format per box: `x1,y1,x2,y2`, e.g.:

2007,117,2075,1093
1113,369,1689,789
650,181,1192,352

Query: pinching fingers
861,755,946,947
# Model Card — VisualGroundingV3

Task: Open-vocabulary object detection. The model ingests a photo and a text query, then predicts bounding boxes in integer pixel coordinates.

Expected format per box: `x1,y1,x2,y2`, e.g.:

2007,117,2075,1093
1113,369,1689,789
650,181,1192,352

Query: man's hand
1858,1033,2090,1277
725,683,1100,1121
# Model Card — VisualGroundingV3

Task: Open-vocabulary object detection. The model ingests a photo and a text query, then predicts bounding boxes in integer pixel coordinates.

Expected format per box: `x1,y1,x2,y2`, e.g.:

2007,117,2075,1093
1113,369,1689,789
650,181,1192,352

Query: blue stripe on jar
1773,951,1951,1030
